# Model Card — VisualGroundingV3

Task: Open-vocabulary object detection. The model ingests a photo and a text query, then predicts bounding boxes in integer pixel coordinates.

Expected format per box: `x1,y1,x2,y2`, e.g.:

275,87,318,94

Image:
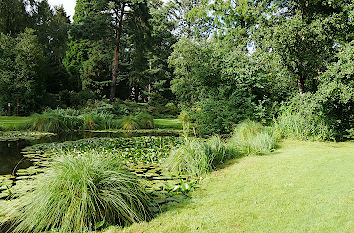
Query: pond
0,130,186,202
0,140,32,176
0,130,180,176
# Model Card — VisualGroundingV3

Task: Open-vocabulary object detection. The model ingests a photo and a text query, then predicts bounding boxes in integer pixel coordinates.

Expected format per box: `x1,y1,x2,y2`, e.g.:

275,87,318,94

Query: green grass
105,140,354,233
164,136,238,177
154,119,182,130
4,151,153,233
228,120,278,155
0,116,31,130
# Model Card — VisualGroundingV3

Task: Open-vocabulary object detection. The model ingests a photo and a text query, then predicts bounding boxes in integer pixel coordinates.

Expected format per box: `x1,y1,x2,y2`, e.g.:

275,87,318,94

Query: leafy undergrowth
105,140,354,233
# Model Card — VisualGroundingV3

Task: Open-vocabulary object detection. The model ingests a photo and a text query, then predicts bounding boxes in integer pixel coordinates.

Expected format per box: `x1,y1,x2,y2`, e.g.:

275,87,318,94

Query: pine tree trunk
296,72,305,94
110,3,126,103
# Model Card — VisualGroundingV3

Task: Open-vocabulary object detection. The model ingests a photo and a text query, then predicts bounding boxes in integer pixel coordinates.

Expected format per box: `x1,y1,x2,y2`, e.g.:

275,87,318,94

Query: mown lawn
153,119,182,129
0,116,31,130
106,140,354,233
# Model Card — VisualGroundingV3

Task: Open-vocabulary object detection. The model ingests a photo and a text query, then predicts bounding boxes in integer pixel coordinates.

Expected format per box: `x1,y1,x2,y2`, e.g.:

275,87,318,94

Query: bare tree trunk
296,72,305,94
110,3,126,103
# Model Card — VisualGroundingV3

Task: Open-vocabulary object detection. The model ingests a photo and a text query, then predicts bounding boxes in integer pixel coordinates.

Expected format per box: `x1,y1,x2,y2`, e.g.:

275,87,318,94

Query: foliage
0,29,45,115
30,112,84,133
29,108,118,133
229,120,278,155
170,39,270,135
7,151,153,232
273,41,353,141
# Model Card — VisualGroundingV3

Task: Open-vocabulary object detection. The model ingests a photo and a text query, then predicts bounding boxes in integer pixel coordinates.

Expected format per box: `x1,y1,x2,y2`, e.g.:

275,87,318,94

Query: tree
256,0,353,94
0,29,45,114
34,1,71,93
0,0,29,35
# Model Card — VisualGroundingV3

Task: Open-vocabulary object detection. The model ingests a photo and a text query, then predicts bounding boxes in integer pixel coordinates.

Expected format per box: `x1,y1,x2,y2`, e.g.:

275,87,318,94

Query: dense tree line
0,0,352,139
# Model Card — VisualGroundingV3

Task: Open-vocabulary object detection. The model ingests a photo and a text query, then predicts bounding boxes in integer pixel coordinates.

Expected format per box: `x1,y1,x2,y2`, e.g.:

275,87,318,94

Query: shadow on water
0,130,180,176
0,140,32,176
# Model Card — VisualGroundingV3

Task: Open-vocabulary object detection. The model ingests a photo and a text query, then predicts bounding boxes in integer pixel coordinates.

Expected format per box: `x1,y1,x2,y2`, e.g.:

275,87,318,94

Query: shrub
164,136,237,176
273,89,352,141
7,151,152,233
165,103,179,115
229,120,277,155
29,108,117,132
205,135,237,167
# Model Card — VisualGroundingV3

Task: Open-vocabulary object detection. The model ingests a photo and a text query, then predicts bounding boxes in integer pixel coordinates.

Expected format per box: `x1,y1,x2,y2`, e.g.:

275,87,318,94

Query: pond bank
114,140,354,233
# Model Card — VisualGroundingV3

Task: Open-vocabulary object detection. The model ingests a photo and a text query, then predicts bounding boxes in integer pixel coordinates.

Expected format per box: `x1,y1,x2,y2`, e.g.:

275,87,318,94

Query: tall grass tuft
136,112,154,129
274,104,332,141
7,151,152,233
164,136,237,176
121,116,140,130
29,109,117,133
30,112,84,133
229,120,277,155
81,111,115,130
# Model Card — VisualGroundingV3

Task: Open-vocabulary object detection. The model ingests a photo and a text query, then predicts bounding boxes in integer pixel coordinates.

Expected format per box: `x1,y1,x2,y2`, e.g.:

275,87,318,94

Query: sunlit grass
107,140,354,233
0,116,31,130
154,119,182,129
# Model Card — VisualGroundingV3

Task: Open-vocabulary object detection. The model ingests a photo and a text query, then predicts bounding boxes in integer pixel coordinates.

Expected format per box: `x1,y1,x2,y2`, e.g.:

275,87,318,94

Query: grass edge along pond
106,140,354,233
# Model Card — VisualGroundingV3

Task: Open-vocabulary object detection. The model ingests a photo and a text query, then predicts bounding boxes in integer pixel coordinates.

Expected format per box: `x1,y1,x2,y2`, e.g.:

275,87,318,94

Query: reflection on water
0,140,32,175
0,130,180,176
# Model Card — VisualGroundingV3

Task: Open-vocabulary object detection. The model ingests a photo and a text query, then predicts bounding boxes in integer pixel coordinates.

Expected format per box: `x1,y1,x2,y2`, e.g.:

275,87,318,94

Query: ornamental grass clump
121,115,140,130
164,138,210,177
229,120,277,155
30,112,84,133
136,112,154,129
7,151,152,233
164,136,237,177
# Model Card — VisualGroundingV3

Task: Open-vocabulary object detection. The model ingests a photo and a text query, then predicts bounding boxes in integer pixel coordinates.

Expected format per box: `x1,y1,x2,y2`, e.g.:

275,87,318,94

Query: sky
48,0,76,20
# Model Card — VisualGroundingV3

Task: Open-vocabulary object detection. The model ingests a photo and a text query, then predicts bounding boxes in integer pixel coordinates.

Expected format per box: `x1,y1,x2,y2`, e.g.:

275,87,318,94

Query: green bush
229,120,278,155
164,138,210,177
164,136,237,176
274,42,354,141
7,151,152,233
205,135,237,167
29,108,119,132
58,90,96,108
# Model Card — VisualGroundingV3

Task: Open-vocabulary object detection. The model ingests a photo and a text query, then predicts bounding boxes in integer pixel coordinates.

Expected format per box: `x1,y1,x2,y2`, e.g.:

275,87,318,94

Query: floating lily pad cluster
0,132,55,141
26,136,182,164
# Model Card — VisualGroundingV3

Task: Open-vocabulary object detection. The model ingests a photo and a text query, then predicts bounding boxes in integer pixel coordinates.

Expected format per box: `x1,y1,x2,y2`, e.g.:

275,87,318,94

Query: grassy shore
105,140,354,233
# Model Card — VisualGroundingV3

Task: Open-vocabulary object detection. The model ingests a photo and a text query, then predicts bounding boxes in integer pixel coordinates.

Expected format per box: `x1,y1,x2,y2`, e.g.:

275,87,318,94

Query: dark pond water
0,131,180,176
0,140,33,175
